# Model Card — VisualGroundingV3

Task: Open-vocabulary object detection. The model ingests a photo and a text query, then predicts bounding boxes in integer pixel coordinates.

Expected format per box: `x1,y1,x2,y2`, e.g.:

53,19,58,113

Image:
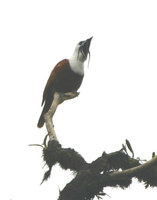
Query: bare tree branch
44,91,79,140
111,155,157,179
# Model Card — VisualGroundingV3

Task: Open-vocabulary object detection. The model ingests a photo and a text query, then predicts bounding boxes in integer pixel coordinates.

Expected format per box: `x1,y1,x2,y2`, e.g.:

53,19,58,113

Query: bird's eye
78,41,84,45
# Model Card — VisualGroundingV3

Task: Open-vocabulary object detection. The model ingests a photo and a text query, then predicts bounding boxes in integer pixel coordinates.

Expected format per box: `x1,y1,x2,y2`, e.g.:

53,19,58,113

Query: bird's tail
37,105,46,128
37,97,53,128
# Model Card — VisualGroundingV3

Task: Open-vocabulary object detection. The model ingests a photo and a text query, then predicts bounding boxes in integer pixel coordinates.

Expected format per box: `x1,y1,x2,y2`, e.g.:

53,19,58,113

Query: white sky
0,0,157,199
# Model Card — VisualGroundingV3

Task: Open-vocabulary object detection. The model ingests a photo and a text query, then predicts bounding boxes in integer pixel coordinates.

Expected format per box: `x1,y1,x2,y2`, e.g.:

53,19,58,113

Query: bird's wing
41,59,69,106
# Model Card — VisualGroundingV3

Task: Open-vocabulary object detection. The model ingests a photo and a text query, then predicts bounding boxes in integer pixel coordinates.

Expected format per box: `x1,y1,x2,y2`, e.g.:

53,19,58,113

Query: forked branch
40,93,157,200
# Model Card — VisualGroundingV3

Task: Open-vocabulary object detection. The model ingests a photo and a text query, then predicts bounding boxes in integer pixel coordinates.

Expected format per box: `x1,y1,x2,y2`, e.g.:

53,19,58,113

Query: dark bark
41,140,157,200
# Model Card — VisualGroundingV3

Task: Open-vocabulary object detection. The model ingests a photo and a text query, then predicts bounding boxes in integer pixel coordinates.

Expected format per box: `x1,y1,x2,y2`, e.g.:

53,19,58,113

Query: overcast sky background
0,0,157,199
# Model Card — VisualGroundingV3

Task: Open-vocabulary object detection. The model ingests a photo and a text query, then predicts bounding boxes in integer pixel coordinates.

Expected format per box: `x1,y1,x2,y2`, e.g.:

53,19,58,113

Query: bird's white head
71,37,93,62
69,37,93,75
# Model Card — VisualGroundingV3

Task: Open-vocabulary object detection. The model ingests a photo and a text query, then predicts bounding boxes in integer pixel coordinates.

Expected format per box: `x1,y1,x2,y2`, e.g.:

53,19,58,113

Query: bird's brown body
37,59,84,128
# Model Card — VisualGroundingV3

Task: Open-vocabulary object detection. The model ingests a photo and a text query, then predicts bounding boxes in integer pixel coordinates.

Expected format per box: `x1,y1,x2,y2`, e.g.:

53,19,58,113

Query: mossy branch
41,140,157,200
37,92,157,199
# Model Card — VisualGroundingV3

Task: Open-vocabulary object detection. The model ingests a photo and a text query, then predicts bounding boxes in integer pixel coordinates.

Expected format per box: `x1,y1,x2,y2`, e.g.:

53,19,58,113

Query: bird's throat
69,59,84,75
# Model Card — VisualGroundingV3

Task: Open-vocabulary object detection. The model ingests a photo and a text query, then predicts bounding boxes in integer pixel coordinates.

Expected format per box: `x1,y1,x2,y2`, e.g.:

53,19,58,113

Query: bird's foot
59,91,80,103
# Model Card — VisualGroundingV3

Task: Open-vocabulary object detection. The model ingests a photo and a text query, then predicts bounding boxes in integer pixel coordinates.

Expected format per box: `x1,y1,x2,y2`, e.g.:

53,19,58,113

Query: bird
37,37,93,128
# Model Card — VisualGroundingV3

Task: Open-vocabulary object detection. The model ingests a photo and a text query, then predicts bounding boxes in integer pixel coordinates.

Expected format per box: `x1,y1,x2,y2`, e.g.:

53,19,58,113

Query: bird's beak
81,37,93,59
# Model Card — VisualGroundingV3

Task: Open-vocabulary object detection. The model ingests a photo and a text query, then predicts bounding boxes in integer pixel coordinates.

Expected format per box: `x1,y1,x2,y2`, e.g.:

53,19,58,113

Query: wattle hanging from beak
79,37,93,59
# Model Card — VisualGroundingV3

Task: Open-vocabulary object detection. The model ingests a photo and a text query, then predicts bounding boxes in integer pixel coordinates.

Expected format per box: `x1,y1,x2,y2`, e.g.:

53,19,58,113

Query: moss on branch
41,140,157,200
